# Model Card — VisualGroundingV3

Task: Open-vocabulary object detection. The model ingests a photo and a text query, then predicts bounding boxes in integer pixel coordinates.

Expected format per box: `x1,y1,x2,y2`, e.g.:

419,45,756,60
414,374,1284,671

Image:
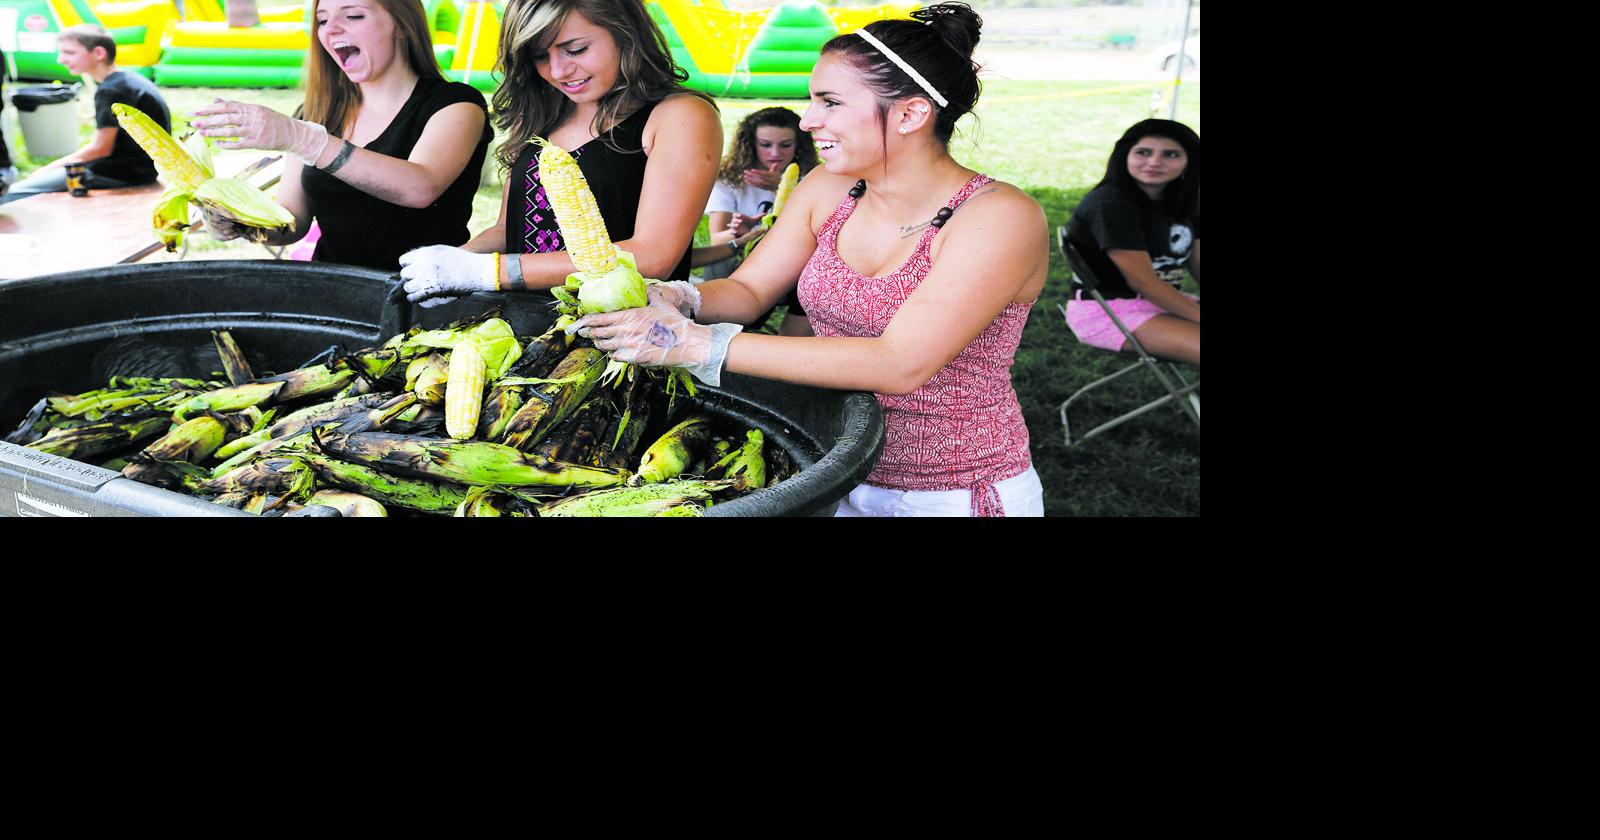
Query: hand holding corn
199,205,249,242
190,98,332,165
569,301,742,387
398,244,499,308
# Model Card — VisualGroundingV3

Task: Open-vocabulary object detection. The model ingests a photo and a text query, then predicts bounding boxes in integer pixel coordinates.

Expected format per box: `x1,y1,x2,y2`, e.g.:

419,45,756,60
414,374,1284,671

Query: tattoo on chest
899,221,932,239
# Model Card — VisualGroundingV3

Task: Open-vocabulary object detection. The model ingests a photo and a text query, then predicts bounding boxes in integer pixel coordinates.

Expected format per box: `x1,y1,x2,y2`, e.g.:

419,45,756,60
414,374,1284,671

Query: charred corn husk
211,330,255,385
656,504,703,517
120,414,230,484
183,456,316,498
534,394,612,464
25,411,170,461
477,325,576,439
211,393,385,464
111,103,210,192
454,485,515,517
170,380,284,422
537,479,735,517
207,392,416,477
304,490,388,518
445,341,487,440
707,429,767,489
499,347,607,451
594,367,654,469
632,415,712,485
314,430,630,488
295,449,471,515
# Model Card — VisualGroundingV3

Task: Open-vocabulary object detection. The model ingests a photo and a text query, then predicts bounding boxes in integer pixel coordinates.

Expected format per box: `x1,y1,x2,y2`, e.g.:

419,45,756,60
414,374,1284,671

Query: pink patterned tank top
796,174,1035,517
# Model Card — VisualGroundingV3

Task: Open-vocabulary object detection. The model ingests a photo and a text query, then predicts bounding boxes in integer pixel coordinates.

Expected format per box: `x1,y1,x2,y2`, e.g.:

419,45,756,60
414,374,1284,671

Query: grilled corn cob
445,341,487,440
408,352,450,406
534,394,612,464
295,449,471,515
537,479,735,517
313,430,630,488
499,347,607,451
25,411,170,461
120,414,231,485
632,415,712,485
707,428,767,489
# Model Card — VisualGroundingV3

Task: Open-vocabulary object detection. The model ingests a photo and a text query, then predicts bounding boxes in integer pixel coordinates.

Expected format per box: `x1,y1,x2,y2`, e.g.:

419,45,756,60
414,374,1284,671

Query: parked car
1153,36,1199,73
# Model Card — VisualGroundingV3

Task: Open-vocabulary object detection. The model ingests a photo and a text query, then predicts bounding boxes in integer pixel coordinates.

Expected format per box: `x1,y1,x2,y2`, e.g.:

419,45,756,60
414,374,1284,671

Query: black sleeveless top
509,101,693,281
301,76,492,271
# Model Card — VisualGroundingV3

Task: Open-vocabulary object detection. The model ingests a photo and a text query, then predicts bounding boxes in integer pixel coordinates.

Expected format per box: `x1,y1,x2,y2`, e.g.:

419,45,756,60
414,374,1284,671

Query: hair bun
911,2,983,59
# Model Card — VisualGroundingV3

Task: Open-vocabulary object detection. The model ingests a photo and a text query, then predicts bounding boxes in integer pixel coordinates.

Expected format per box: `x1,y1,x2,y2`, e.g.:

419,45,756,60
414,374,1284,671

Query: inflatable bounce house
0,0,175,80
4,0,917,99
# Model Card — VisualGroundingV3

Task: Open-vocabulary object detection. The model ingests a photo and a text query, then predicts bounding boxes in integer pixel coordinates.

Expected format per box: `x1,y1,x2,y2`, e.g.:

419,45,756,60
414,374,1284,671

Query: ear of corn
112,103,294,244
112,103,210,192
632,415,712,485
445,341,487,440
761,162,800,228
537,478,734,517
313,430,630,488
294,449,471,515
410,352,450,406
534,136,618,275
25,411,170,460
499,347,607,451
708,428,766,489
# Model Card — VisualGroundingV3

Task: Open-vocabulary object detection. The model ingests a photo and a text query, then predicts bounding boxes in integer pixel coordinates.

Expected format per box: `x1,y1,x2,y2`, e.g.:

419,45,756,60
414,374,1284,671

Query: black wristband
321,140,356,175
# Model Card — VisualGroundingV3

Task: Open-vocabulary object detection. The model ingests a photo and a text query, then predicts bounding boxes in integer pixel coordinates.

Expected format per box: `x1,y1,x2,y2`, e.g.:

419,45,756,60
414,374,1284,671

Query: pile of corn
4,311,793,517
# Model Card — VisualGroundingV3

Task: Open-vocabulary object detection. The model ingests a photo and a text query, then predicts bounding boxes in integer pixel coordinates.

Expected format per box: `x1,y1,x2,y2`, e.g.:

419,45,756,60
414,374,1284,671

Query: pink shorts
1064,291,1199,352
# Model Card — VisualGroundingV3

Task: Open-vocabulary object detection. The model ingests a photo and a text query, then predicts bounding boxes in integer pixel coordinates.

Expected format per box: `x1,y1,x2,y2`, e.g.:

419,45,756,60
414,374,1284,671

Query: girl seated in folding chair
1064,119,1200,367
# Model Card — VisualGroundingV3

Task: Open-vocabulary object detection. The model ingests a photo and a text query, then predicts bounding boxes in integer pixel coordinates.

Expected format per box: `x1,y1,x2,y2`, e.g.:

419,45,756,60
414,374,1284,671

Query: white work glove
569,301,742,387
398,245,498,308
200,206,249,242
190,98,332,165
647,280,701,318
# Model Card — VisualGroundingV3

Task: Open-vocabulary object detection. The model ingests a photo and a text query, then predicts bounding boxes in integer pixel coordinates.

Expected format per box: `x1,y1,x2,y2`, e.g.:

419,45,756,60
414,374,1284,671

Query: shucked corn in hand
112,104,295,252
4,315,797,516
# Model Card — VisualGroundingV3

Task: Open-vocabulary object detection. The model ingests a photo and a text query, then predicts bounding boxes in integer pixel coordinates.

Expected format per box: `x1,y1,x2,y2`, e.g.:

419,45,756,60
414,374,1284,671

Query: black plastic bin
0,261,883,517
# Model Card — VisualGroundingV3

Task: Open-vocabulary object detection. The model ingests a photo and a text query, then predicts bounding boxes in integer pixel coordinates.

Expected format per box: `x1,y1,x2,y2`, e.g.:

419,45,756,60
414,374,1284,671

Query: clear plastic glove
190,99,332,165
199,205,248,242
569,301,743,387
647,280,701,318
398,245,498,308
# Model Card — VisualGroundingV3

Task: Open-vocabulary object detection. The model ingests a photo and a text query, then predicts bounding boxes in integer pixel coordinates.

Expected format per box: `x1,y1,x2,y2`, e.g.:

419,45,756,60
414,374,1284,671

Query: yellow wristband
493,252,502,291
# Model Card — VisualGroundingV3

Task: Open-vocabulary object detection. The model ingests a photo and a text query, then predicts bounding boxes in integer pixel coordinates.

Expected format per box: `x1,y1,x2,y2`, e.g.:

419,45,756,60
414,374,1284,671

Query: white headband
854,28,948,108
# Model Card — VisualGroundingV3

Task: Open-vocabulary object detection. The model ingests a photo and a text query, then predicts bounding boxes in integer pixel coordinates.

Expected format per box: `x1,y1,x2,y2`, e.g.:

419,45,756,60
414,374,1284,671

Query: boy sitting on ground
0,25,170,205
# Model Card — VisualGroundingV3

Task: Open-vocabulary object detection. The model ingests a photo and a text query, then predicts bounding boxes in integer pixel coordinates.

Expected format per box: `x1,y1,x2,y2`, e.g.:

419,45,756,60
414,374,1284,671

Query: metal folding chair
1056,225,1200,447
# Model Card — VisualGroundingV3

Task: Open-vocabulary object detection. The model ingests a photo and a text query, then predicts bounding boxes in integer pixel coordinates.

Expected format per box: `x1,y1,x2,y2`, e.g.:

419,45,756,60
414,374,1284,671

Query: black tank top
508,101,692,281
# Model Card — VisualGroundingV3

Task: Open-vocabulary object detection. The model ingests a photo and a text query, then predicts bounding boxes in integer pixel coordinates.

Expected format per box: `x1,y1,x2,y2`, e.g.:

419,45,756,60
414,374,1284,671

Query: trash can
10,83,82,160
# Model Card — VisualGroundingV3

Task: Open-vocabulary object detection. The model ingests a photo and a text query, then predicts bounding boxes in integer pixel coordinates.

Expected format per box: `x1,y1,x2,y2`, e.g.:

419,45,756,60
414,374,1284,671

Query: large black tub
0,262,883,517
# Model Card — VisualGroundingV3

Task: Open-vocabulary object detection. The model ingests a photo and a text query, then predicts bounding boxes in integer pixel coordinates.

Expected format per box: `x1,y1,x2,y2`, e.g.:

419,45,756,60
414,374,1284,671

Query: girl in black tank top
507,102,692,282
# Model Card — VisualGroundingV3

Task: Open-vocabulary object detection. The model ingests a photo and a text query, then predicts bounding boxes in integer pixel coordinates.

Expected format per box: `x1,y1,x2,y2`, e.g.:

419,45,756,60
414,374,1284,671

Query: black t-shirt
509,100,693,282
301,77,492,272
90,70,169,183
1066,182,1199,300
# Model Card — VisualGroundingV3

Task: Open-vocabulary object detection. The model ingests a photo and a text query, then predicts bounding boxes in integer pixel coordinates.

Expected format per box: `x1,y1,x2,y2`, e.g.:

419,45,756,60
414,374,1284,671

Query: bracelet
321,139,356,175
492,252,502,291
505,251,524,290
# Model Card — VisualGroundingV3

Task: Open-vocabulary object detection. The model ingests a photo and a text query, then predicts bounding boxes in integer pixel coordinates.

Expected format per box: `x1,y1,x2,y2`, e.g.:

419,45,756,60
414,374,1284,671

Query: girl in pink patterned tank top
571,3,1049,516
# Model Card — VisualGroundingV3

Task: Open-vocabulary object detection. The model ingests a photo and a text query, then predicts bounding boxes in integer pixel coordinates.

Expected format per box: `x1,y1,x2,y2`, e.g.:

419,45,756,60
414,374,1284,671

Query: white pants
834,466,1044,517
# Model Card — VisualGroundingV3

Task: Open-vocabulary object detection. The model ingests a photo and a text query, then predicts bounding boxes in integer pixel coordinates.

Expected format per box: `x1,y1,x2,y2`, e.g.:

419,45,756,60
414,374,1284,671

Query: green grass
7,76,1199,516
